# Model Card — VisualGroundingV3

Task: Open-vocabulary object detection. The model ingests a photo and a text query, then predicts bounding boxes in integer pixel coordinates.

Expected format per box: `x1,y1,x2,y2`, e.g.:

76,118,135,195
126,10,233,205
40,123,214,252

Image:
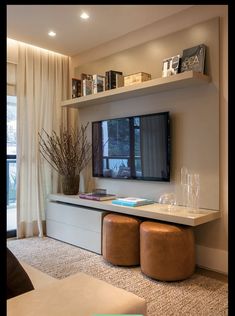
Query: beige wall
71,5,228,274
194,6,228,258
74,17,220,211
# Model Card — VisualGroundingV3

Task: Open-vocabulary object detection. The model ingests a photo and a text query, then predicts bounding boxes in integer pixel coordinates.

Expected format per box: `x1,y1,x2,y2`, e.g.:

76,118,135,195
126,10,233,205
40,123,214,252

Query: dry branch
38,123,92,177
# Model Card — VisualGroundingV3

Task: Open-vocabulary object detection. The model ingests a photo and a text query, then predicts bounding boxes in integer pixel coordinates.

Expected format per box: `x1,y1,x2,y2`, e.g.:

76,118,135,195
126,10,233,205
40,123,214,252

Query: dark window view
102,118,130,178
7,95,17,233
92,112,170,181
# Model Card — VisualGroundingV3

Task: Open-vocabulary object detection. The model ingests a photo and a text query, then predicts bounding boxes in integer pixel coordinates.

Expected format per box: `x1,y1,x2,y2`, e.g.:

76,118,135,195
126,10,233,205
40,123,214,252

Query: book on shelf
72,78,82,98
112,197,154,207
180,44,206,74
105,70,123,90
81,73,93,96
79,192,117,201
82,78,93,96
115,73,124,88
92,74,105,94
162,55,181,78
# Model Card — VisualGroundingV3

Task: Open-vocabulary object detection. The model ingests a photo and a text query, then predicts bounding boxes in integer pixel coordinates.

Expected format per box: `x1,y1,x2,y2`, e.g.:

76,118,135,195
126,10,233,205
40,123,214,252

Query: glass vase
180,166,188,207
186,173,200,210
61,175,80,195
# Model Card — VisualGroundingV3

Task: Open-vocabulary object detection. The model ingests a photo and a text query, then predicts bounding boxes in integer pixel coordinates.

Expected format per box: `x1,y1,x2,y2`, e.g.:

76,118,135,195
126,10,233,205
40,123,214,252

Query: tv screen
92,111,170,181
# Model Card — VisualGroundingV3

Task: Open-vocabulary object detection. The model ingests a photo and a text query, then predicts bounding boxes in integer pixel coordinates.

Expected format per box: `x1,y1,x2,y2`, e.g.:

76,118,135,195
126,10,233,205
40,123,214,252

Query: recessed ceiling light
48,31,56,37
80,12,89,20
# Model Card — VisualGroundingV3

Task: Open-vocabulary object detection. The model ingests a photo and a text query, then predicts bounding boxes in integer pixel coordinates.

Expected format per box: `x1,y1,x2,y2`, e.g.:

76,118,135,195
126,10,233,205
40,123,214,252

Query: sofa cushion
7,248,34,299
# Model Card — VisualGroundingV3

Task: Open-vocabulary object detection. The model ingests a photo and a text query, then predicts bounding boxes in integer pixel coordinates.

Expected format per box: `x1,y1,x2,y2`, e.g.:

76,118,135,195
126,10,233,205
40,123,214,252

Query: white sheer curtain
16,41,71,238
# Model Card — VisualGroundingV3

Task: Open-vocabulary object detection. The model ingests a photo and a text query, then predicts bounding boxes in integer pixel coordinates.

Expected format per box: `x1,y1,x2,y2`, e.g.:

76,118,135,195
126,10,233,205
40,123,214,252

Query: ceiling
7,5,193,57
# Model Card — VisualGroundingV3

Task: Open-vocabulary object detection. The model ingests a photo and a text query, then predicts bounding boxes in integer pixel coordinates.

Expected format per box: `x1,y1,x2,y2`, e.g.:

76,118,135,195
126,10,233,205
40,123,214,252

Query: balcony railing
7,158,16,206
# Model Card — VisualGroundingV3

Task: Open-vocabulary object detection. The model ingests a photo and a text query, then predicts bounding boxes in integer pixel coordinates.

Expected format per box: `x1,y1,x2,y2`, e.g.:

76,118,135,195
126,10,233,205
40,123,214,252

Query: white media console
46,193,220,254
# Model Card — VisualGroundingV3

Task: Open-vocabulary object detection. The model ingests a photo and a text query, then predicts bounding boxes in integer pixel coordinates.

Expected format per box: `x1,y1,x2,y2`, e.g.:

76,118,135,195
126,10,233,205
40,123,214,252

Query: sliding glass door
7,95,17,237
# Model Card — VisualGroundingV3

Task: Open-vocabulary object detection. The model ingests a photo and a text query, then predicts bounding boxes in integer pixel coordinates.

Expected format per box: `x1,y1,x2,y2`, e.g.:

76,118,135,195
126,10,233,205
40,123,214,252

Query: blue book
112,197,154,207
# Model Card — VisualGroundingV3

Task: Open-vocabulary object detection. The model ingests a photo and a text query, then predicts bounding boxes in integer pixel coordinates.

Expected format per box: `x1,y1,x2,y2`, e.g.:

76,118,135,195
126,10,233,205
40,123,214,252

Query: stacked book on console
112,197,154,207
79,192,116,201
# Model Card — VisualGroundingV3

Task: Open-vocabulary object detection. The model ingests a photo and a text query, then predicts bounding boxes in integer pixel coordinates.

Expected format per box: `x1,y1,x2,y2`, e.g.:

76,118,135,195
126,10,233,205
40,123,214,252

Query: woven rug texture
7,237,228,316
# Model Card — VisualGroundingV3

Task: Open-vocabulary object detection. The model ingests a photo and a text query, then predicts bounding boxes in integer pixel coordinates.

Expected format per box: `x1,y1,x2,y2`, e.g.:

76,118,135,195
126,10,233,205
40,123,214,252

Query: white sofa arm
8,271,147,316
20,261,57,289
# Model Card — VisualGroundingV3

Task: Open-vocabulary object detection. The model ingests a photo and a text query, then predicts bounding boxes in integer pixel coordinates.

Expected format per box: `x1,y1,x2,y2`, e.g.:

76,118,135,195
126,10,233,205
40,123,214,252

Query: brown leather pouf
102,213,141,266
140,221,195,281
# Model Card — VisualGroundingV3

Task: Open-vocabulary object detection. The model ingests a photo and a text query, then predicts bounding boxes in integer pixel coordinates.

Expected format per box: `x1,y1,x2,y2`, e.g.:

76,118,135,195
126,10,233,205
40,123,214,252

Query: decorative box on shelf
124,72,151,86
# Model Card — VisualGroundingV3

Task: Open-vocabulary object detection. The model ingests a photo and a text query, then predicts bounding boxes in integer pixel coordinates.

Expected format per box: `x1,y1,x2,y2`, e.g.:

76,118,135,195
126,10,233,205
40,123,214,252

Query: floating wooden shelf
49,194,220,227
62,71,210,109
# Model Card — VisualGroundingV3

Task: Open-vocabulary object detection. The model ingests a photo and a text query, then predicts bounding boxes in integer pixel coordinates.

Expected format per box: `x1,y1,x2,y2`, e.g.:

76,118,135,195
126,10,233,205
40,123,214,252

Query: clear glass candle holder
158,193,176,212
186,173,200,211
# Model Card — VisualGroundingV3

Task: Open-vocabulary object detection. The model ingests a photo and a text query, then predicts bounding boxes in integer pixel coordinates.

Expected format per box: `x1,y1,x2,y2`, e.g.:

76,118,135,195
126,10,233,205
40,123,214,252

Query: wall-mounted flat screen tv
92,111,170,181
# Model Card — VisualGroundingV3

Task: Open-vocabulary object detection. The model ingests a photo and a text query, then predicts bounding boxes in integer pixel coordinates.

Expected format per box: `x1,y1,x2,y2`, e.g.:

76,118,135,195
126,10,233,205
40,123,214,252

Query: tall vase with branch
38,123,92,195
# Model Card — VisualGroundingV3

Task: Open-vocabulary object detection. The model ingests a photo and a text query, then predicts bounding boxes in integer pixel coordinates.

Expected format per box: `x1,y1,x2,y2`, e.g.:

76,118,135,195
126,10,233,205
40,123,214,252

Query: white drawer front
47,202,103,233
46,219,102,254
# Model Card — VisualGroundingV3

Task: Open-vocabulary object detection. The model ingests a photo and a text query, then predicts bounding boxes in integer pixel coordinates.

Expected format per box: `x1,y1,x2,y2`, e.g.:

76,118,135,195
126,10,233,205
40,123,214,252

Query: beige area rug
7,237,228,316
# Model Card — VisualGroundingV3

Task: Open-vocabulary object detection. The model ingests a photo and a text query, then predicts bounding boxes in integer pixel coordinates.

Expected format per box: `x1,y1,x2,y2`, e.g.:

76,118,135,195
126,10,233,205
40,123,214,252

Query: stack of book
112,197,154,207
80,71,125,95
72,78,82,98
79,192,116,201
105,70,123,90
162,55,181,78
92,74,105,94
81,73,93,96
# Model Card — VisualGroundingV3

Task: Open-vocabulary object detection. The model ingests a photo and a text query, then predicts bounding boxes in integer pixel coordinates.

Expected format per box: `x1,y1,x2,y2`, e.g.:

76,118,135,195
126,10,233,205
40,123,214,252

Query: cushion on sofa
7,248,34,299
